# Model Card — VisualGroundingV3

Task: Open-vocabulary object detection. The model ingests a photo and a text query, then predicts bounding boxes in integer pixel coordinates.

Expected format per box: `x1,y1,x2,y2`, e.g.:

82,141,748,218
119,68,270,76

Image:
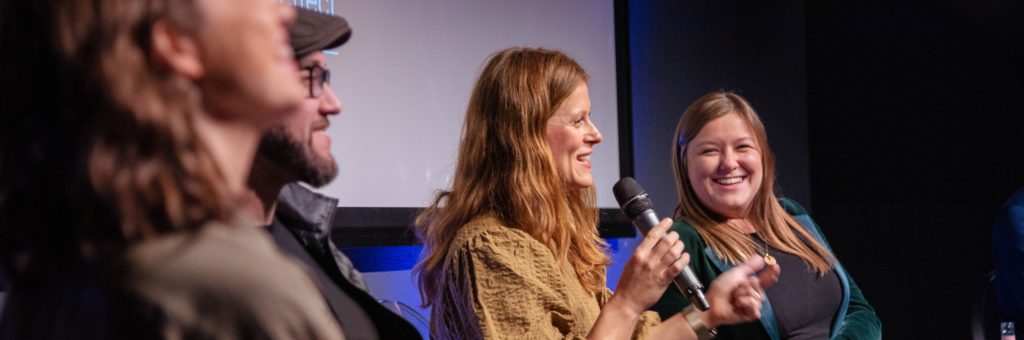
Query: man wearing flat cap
243,8,421,339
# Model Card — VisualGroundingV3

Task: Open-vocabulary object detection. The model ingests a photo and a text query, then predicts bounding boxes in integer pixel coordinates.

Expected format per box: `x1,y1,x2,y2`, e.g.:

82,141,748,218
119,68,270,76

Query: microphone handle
634,210,711,311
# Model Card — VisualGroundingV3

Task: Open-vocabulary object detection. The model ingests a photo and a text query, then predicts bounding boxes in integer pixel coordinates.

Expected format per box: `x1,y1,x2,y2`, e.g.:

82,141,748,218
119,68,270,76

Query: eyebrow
299,60,327,68
692,137,754,147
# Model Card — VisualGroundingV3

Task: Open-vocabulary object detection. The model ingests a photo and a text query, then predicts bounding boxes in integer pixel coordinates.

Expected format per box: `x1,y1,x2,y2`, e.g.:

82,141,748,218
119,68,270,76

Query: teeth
578,155,590,162
715,177,742,185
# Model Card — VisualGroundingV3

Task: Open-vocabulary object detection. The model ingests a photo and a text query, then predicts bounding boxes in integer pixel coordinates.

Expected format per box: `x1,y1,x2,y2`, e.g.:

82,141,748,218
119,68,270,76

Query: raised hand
704,256,780,328
609,218,689,316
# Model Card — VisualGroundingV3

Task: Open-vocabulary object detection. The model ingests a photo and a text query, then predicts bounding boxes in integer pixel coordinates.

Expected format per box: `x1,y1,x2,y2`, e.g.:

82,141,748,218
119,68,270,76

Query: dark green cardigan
649,199,882,340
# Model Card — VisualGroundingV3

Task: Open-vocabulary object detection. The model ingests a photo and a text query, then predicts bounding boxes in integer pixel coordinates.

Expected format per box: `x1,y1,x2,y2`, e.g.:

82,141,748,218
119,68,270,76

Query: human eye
700,147,719,155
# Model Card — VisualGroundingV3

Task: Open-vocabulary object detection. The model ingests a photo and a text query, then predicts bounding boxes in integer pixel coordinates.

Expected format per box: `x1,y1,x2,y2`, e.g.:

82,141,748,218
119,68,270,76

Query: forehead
551,83,590,115
692,113,755,141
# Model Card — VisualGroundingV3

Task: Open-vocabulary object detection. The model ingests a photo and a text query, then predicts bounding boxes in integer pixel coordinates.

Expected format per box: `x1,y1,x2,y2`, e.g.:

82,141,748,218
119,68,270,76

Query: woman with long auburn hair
0,0,342,338
651,91,881,339
415,48,780,340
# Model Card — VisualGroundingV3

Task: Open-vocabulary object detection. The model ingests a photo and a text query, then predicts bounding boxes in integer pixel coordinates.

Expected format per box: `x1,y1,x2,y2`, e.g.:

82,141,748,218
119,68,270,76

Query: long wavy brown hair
0,0,233,277
672,91,835,274
415,48,608,307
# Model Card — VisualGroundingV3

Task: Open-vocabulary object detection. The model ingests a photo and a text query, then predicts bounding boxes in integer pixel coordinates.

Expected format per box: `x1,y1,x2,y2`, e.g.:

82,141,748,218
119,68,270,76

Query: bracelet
682,305,718,340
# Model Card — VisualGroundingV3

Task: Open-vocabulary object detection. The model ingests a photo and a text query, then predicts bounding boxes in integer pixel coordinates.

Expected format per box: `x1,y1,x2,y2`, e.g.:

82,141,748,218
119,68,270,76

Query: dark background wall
630,0,1024,338
807,1,1024,338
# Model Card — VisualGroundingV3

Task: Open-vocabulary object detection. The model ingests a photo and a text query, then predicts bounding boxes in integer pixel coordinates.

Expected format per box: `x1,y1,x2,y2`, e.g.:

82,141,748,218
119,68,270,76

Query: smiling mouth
713,176,744,185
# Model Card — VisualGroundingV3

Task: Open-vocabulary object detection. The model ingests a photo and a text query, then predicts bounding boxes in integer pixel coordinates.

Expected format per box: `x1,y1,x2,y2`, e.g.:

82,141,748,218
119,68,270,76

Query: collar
275,183,339,236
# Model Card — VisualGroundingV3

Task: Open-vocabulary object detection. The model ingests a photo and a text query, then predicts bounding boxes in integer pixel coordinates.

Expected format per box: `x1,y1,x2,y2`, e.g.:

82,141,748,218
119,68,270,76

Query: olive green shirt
125,214,345,340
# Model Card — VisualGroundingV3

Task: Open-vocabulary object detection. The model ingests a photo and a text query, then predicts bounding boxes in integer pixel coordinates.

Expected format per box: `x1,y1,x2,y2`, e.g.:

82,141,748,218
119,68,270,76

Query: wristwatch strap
683,305,718,340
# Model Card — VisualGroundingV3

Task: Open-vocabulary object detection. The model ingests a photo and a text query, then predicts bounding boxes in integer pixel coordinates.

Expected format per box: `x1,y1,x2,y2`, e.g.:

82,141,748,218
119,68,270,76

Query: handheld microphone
612,177,710,311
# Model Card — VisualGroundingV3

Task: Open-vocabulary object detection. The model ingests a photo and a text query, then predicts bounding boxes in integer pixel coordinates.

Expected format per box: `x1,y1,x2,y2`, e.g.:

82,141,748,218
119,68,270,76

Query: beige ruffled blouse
430,215,660,340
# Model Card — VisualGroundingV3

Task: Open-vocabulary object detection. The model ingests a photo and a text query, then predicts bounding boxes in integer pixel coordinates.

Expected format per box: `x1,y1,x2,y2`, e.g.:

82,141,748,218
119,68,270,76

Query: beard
257,125,338,187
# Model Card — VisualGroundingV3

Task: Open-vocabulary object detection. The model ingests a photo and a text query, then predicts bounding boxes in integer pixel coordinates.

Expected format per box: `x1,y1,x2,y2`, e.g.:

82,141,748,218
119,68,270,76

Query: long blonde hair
672,91,834,274
415,48,608,307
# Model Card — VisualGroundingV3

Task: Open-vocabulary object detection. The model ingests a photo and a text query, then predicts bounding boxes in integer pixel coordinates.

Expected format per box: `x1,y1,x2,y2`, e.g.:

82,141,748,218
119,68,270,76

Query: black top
755,235,841,340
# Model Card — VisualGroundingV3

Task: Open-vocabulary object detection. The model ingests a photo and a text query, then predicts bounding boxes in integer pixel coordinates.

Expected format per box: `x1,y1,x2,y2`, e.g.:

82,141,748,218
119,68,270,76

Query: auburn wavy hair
671,91,835,274
414,48,608,307
0,0,233,277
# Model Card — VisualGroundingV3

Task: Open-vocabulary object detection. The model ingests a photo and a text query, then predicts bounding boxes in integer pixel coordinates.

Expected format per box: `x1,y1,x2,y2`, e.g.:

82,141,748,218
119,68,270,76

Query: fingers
668,252,689,278
712,256,762,289
638,218,674,249
652,231,681,265
734,293,762,320
728,277,764,321
755,262,781,289
627,217,686,286
661,239,685,265
735,255,766,275
634,218,677,262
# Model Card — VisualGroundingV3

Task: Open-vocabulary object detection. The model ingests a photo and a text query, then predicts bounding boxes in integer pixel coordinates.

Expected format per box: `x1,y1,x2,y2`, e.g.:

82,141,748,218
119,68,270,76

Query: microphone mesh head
612,177,654,219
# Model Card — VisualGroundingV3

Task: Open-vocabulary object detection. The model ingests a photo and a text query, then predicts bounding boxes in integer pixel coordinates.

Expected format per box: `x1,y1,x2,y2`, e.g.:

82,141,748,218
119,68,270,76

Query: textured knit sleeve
432,224,585,340
594,288,662,340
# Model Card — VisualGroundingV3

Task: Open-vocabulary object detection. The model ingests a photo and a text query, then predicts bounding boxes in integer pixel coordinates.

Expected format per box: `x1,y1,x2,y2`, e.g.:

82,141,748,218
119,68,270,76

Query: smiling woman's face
546,83,602,189
684,112,763,219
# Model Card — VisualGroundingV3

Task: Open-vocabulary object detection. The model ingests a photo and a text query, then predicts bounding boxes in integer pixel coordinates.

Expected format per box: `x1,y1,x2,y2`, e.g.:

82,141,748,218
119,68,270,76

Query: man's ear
150,20,203,79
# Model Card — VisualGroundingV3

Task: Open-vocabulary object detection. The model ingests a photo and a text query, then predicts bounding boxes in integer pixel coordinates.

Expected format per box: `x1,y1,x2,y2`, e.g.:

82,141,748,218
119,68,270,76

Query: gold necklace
759,235,777,266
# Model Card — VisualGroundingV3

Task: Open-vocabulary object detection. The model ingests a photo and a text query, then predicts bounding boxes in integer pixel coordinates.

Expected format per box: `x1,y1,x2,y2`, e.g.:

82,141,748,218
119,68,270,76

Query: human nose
586,120,602,145
718,148,739,172
319,84,341,116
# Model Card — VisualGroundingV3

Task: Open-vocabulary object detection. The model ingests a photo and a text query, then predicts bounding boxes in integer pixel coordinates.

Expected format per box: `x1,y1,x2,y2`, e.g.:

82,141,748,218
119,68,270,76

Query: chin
572,180,594,189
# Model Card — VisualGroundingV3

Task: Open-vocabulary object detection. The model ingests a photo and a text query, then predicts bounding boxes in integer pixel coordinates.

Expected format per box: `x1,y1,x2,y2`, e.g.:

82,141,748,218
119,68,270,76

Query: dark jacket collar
276,183,338,236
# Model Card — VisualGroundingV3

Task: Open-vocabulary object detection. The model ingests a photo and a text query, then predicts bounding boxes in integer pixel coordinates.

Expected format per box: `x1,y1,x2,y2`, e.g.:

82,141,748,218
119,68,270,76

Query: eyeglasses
301,65,331,98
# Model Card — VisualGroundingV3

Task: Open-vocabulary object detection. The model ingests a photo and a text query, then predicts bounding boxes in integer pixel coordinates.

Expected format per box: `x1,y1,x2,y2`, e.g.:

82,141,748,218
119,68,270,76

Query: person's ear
150,20,203,79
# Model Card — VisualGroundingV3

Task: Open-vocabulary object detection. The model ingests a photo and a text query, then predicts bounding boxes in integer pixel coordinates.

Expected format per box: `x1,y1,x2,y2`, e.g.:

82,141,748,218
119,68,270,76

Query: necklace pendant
763,253,777,266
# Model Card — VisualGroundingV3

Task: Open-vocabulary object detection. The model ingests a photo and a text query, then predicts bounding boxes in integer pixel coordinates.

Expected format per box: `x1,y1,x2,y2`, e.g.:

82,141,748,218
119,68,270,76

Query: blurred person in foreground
0,0,343,338
651,91,881,340
415,48,780,340
243,7,421,339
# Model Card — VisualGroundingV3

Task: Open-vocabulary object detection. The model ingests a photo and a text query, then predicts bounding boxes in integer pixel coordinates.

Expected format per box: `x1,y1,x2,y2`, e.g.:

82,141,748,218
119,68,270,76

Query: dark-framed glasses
301,65,331,98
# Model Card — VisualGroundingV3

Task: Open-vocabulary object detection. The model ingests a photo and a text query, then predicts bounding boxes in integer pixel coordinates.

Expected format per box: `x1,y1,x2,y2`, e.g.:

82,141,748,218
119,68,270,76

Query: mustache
311,118,330,131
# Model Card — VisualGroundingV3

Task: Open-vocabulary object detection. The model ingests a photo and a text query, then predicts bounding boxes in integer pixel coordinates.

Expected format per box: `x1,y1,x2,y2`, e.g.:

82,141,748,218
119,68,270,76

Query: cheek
546,129,569,157
685,160,710,197
276,117,307,139
741,156,763,178
686,157,711,182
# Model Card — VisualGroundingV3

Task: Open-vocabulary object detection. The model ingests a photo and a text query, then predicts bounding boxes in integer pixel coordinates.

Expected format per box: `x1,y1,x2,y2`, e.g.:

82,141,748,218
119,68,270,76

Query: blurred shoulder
125,215,342,339
1005,187,1024,206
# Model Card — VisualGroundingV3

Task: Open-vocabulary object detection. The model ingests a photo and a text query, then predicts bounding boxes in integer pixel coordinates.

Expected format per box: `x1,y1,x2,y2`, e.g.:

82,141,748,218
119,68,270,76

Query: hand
608,218,689,316
703,256,780,328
